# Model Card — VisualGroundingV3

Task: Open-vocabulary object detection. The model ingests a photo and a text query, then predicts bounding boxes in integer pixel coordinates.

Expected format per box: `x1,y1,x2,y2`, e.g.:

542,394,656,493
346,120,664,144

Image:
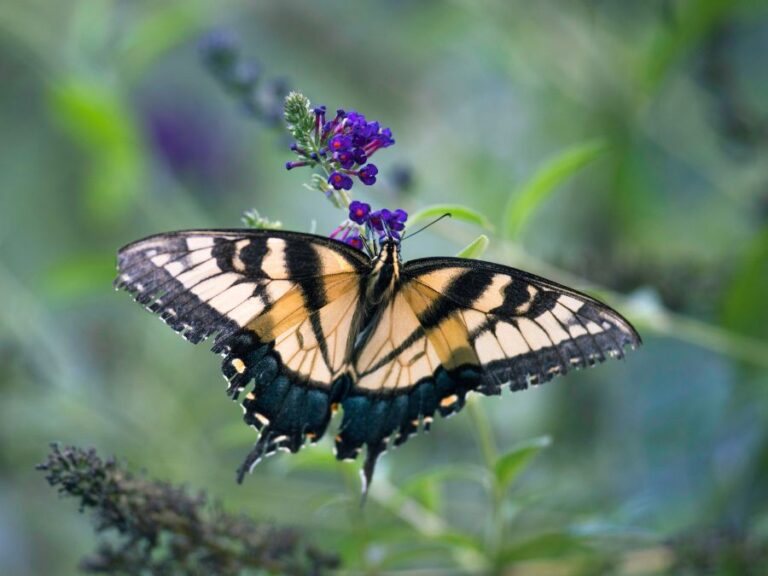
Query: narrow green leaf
49,80,143,223
504,140,608,238
455,234,489,259
399,465,489,512
431,531,486,555
121,4,203,80
408,204,494,232
721,228,768,340
499,532,590,563
400,464,489,493
494,436,551,491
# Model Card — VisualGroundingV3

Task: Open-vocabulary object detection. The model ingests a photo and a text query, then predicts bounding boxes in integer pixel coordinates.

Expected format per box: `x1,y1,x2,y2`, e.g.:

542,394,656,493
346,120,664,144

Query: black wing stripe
417,270,493,329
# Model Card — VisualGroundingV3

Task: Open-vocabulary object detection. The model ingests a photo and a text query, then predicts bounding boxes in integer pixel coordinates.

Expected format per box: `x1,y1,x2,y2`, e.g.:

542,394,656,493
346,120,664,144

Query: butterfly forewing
405,257,640,386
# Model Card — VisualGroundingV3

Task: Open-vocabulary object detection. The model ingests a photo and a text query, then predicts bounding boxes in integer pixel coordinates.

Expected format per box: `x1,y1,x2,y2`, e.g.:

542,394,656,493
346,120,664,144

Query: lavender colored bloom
328,171,353,190
389,208,408,232
335,150,355,169
348,200,371,224
368,207,408,238
352,148,367,165
344,230,364,250
283,96,394,193
358,163,378,185
328,134,352,153
368,209,385,231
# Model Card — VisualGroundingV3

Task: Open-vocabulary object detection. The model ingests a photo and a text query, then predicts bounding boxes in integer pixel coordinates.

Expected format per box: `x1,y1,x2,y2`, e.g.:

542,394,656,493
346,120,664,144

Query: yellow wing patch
268,275,362,385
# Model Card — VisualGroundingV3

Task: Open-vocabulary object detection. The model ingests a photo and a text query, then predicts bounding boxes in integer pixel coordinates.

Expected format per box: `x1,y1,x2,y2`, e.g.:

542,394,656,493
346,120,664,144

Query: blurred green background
2,1,768,574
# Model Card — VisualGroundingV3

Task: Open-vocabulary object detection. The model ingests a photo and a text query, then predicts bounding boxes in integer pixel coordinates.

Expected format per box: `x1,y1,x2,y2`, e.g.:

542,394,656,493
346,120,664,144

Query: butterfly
115,228,640,493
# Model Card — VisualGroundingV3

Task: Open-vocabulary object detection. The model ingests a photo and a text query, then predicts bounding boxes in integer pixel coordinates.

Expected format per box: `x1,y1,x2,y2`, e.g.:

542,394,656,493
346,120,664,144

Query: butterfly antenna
401,213,452,241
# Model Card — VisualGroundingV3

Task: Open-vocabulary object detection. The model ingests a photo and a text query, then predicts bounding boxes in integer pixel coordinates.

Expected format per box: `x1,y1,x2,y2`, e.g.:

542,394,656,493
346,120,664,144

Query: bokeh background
2,1,768,574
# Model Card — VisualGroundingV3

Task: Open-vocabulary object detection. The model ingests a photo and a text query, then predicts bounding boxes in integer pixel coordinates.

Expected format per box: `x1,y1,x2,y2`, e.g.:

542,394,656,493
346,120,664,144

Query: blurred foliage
1,0,768,574
37,444,338,575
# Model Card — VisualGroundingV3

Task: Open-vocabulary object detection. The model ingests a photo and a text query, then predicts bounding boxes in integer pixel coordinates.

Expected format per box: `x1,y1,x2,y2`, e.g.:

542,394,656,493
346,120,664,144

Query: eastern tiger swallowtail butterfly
115,229,640,492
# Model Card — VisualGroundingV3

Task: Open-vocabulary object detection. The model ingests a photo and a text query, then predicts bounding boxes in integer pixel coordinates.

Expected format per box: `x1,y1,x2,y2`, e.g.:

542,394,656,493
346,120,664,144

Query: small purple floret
328,135,352,153
344,231,364,250
358,164,378,186
328,171,353,190
353,148,367,165
349,201,371,224
335,150,355,169
368,206,408,238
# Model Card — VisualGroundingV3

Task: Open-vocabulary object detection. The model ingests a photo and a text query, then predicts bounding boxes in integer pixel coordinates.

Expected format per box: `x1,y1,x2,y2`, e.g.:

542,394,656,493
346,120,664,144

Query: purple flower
328,134,352,153
349,201,371,224
344,230,364,250
352,148,367,165
388,208,408,232
335,150,355,169
358,164,378,186
284,99,394,193
328,171,353,190
368,210,382,231
368,207,408,238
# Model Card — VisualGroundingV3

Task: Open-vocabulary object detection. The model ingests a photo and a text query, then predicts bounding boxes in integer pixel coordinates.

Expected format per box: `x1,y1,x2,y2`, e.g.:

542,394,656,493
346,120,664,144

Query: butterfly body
116,229,640,491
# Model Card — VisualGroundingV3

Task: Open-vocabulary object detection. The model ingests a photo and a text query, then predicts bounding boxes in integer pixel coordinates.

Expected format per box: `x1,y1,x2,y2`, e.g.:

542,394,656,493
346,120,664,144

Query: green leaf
721,228,768,340
499,532,591,563
399,464,489,512
48,80,143,223
455,234,489,259
504,140,608,238
494,436,551,491
407,204,494,232
121,4,203,81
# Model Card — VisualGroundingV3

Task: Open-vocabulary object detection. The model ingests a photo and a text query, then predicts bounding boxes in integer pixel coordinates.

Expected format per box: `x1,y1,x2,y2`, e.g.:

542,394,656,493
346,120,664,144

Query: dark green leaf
494,436,551,491
48,80,143,223
455,234,489,259
721,228,768,340
408,204,494,232
504,140,608,238
499,532,591,563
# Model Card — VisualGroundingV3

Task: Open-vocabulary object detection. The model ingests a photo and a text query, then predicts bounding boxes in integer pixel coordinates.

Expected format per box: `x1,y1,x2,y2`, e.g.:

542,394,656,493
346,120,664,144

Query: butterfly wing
335,257,640,487
116,229,370,478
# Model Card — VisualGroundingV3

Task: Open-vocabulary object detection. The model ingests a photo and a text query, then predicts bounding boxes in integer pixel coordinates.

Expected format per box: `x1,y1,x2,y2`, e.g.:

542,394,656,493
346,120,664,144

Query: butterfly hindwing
116,229,369,478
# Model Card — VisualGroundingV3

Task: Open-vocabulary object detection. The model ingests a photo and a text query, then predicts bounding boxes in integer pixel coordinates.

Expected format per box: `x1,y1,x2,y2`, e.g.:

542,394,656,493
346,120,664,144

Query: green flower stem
467,395,507,572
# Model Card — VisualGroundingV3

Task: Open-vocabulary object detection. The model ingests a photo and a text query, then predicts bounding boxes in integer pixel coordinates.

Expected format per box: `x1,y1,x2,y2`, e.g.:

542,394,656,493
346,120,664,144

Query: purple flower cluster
286,107,394,191
349,201,408,240
329,201,408,251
